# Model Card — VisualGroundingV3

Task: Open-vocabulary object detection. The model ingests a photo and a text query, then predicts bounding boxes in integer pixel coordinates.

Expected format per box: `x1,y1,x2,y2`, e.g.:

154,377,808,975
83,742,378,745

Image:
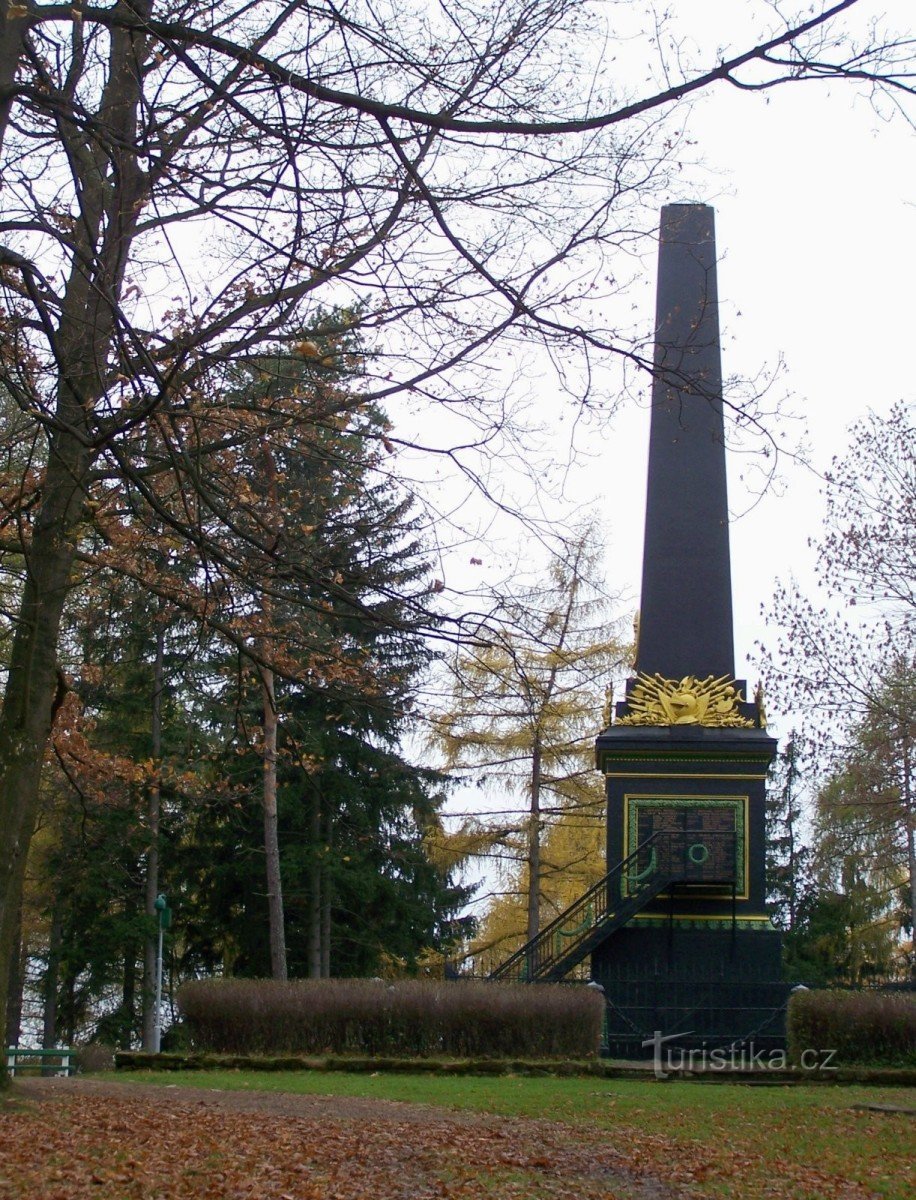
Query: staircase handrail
488,833,662,981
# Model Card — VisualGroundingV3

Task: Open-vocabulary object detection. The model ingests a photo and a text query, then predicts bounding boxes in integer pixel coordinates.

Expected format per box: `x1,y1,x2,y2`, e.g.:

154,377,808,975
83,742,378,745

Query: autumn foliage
178,978,604,1059
0,1081,675,1200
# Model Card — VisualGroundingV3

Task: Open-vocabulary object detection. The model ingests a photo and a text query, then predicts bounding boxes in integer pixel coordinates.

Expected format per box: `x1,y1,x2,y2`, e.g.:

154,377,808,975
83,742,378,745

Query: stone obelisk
637,204,734,681
593,204,785,1057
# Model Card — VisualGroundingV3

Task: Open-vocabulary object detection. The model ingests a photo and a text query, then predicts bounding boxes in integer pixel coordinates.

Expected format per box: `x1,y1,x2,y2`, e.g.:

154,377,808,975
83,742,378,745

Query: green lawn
108,1070,915,1199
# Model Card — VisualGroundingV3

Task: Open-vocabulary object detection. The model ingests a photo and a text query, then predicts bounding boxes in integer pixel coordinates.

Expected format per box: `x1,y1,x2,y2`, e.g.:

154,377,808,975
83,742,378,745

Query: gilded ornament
615,672,754,728
754,681,767,729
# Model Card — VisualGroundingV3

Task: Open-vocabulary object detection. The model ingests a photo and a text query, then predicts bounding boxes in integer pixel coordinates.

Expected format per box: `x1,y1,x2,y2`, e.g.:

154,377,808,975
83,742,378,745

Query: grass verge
104,1069,916,1200
114,1050,916,1085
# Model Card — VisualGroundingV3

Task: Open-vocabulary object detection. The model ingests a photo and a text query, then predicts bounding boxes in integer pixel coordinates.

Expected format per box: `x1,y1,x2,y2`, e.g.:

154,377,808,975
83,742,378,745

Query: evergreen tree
23,334,470,1038
765,732,813,935
805,668,915,980
34,575,207,1046
176,380,471,981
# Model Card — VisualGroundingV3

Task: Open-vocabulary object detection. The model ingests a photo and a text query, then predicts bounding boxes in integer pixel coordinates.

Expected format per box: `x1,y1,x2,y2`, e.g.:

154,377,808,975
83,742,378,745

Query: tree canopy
1,0,914,1051
431,526,627,959
762,403,915,980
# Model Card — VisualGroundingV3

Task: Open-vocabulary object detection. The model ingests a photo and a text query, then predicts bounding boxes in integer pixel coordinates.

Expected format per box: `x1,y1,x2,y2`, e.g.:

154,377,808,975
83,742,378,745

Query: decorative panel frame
623,793,748,899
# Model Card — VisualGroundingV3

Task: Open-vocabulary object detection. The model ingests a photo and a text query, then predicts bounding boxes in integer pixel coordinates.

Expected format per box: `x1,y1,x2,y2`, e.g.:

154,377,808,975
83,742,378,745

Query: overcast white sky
432,3,914,905
588,69,914,712
451,1,915,722
437,71,913,716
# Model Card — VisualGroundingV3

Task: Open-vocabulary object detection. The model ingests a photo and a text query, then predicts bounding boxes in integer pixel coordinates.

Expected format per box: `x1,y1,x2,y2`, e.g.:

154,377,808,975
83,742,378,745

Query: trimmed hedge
178,978,604,1059
75,1043,116,1074
787,988,916,1067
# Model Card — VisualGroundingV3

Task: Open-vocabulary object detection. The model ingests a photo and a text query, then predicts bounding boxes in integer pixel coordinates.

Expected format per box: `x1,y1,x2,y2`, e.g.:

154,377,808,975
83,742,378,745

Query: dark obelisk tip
635,203,735,681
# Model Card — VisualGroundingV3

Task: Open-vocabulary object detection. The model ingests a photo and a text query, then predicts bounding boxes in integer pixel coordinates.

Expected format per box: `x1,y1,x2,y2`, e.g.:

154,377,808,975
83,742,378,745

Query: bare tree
762,403,915,732
0,0,912,1055
762,403,915,970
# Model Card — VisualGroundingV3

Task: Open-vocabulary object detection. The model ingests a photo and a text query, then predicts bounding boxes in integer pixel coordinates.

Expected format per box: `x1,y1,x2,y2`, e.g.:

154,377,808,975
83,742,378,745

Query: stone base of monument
592,926,790,1059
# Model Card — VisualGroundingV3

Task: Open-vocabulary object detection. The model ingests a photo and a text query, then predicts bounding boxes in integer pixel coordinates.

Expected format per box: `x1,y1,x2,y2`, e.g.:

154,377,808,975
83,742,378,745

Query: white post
153,917,164,1053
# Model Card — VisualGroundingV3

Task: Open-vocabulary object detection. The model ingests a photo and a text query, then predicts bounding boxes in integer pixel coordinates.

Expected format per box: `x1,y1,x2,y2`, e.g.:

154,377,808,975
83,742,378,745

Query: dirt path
1,1077,684,1200
13,1076,483,1127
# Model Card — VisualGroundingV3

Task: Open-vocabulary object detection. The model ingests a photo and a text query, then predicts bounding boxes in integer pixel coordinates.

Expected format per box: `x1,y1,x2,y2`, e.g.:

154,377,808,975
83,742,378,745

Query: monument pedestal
593,926,786,1057
594,723,787,1055
597,720,792,1051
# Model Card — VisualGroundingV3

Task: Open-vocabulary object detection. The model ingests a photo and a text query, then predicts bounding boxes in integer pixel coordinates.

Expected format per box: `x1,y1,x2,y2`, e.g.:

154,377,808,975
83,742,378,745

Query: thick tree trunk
0,1,152,1069
0,481,86,1052
256,437,288,981
261,666,287,980
142,624,165,1050
4,904,23,1048
62,969,77,1048
0,1,30,155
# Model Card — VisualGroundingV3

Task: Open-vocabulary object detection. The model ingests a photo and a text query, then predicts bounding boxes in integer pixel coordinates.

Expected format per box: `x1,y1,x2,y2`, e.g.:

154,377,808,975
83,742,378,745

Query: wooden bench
5,1047,75,1077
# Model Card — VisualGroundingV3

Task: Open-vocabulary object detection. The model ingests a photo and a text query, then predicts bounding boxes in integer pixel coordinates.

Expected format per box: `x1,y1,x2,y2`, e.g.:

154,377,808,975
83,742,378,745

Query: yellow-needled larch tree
431,523,629,968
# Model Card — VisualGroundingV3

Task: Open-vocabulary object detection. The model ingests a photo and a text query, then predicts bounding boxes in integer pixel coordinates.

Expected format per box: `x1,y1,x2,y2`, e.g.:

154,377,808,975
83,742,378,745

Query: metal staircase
487,829,736,984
